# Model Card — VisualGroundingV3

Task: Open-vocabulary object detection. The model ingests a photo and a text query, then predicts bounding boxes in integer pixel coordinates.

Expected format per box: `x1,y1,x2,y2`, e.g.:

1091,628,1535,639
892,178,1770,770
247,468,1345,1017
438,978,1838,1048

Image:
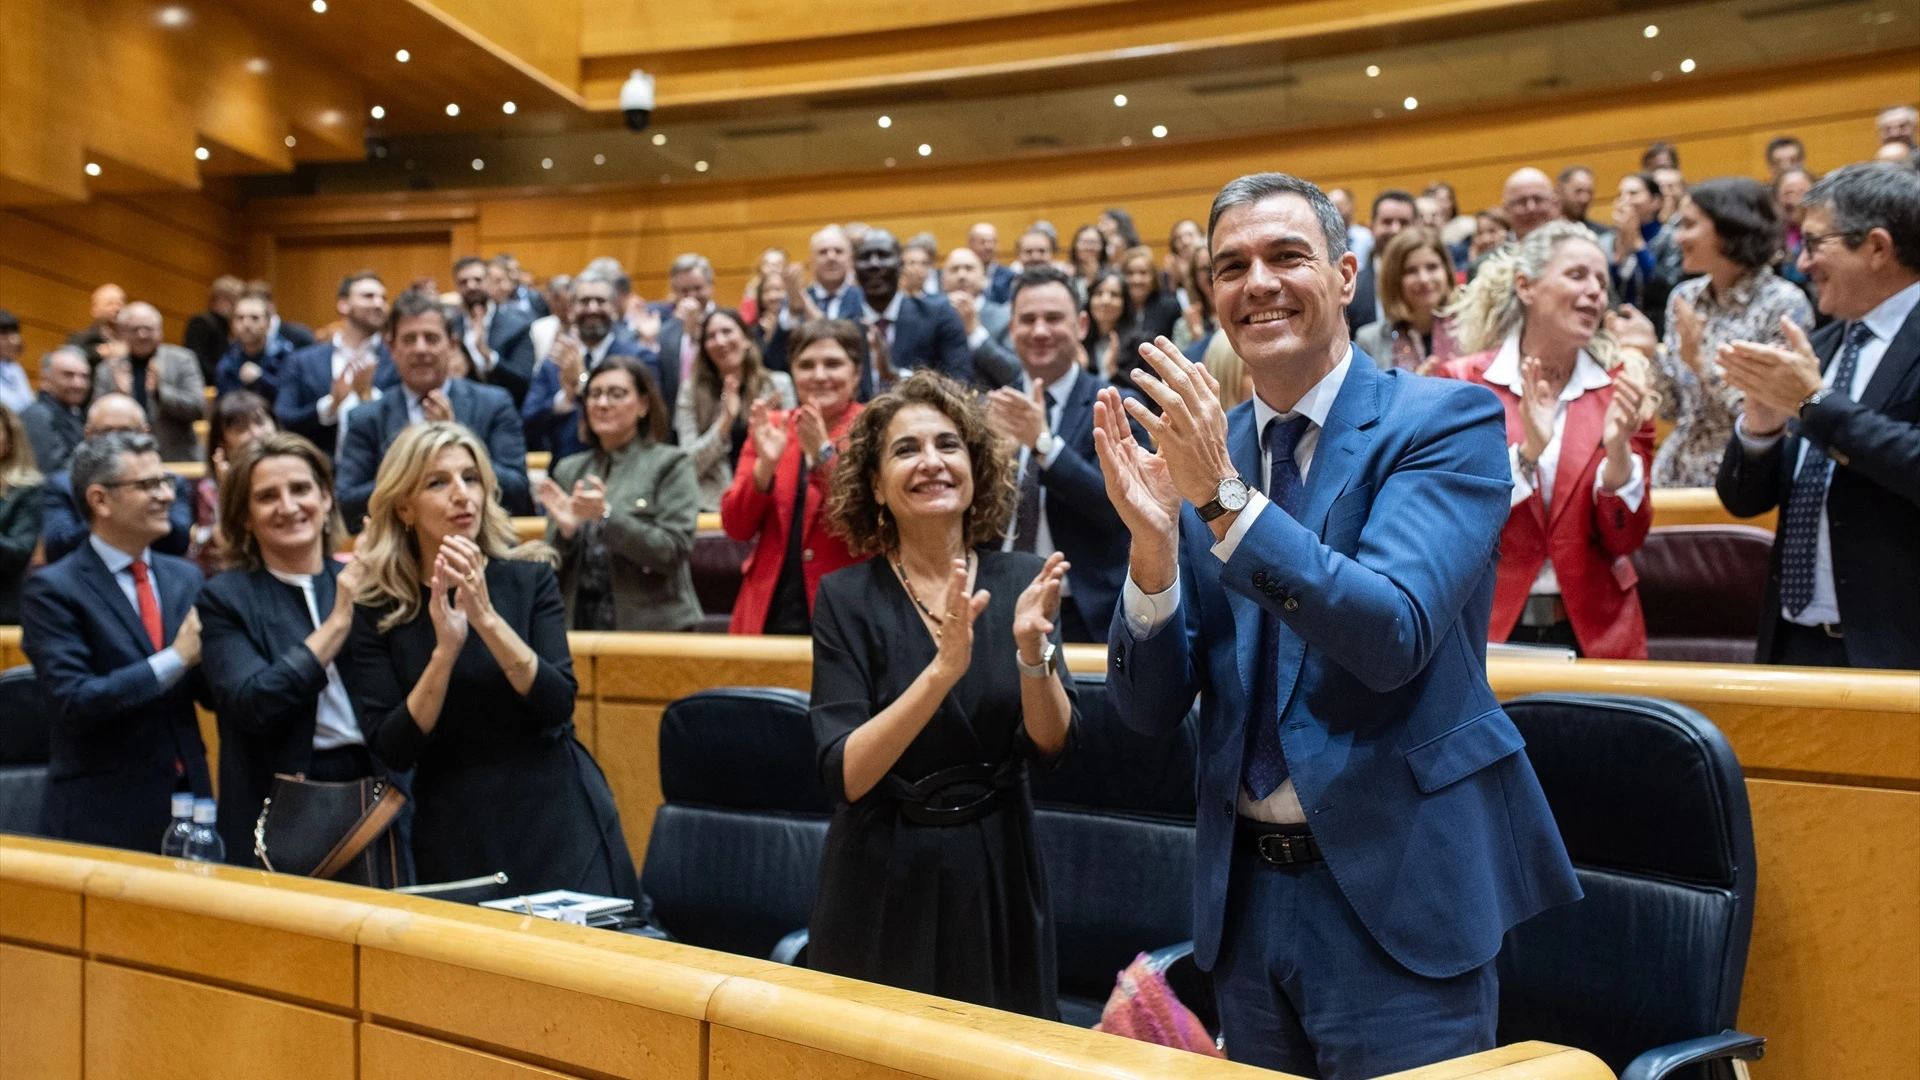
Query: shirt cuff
1595,453,1646,512
1736,413,1786,452
314,395,338,425
1121,566,1181,639
148,648,186,691
552,389,572,414
967,324,990,350
1508,444,1536,510
1210,491,1268,564
1037,435,1066,470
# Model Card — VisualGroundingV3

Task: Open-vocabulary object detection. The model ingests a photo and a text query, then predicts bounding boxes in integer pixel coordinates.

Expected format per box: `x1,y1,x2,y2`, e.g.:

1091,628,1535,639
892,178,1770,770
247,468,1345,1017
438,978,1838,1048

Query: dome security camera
620,70,656,132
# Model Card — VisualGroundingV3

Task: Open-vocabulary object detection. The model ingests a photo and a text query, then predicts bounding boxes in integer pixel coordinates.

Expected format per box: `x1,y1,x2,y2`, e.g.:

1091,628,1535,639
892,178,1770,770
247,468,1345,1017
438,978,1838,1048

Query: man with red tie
22,430,209,853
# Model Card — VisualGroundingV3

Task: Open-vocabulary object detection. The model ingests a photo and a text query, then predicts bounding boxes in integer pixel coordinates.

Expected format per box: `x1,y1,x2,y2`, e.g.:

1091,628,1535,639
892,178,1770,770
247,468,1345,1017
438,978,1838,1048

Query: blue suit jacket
272,340,401,455
861,294,975,398
1106,356,1580,979
520,338,660,457
336,378,534,529
984,263,1017,305
22,542,210,852
1036,370,1132,637
41,471,193,564
213,335,296,404
450,305,538,409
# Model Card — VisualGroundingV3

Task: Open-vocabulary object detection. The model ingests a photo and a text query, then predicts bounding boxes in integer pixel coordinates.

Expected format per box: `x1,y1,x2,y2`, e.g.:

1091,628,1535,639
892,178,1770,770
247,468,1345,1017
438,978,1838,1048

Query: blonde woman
1436,221,1659,659
0,402,41,622
341,422,638,897
1356,228,1462,374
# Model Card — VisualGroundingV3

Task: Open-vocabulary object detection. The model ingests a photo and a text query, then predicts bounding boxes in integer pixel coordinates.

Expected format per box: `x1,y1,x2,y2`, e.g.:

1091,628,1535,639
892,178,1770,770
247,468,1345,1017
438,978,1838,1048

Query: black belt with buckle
1239,821,1324,866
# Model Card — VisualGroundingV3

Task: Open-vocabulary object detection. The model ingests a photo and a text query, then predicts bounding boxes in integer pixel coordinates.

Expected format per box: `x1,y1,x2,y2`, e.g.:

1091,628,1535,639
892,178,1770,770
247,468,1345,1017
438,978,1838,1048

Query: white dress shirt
0,361,34,415
88,535,186,690
1737,279,1920,626
998,365,1079,573
313,333,384,454
862,290,907,351
1483,331,1646,596
266,569,363,751
1119,347,1355,825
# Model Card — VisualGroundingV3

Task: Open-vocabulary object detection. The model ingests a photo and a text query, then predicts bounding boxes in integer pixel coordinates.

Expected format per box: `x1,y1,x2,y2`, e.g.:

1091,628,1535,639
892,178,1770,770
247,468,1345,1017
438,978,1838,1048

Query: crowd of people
3,107,1917,1077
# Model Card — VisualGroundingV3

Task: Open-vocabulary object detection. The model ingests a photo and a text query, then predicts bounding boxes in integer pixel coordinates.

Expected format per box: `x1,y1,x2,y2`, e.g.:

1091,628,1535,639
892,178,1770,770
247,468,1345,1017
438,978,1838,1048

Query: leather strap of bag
312,785,406,880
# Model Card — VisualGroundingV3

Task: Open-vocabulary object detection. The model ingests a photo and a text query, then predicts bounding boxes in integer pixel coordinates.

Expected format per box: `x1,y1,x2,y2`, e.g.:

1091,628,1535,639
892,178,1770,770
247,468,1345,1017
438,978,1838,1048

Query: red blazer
720,403,866,634
1438,352,1656,659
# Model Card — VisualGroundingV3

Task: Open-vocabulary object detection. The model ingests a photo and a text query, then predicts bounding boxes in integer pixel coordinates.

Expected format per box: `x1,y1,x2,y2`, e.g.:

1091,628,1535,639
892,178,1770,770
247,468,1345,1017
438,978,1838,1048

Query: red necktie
129,559,164,652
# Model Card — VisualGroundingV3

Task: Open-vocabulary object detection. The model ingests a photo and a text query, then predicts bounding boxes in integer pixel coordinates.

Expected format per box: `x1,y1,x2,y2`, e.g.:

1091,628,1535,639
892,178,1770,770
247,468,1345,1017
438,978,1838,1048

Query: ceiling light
1680,58,1696,73
319,110,341,126
1113,94,1128,107
370,105,385,119
918,143,932,157
395,49,410,62
884,157,897,167
651,133,667,145
502,101,516,114
1366,65,1381,77
1121,136,1134,146
445,103,460,116
285,135,297,147
245,58,269,74
85,162,101,177
593,154,606,165
1373,108,1386,119
194,146,209,161
310,0,326,11
878,115,892,129
660,175,671,184
1643,24,1659,37
471,159,484,170
1151,125,1168,138
157,6,190,27
695,160,709,172
541,158,553,169
1404,96,1419,110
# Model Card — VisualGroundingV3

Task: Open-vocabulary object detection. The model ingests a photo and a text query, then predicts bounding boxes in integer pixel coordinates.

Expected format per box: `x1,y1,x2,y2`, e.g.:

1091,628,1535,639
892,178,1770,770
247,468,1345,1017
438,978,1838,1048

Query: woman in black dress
809,371,1078,1019
342,421,639,897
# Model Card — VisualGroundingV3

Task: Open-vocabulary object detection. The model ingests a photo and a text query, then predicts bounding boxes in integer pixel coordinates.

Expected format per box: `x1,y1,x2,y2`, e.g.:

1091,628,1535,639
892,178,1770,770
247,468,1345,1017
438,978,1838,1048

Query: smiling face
1673,198,1734,278
1371,197,1416,248
1170,220,1203,258
339,277,389,336
702,312,748,372
1617,175,1657,223
584,366,645,449
89,450,175,550
1209,193,1356,374
812,228,851,291
791,338,857,417
398,445,483,548
1072,227,1104,271
968,224,998,265
571,279,616,344
392,311,452,395
1776,172,1812,222
119,306,162,359
1017,232,1053,270
874,403,973,526
1798,204,1887,320
1516,238,1610,351
854,235,904,307
247,453,331,563
1010,280,1086,378
1557,169,1596,220
1087,275,1124,331
46,350,91,408
485,264,516,305
1122,253,1156,305
454,262,489,308
942,248,985,297
231,297,271,352
1398,244,1452,318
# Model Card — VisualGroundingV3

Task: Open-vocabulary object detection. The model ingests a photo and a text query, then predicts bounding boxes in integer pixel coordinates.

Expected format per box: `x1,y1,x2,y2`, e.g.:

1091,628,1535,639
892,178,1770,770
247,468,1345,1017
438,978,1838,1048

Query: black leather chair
1632,525,1773,664
689,531,753,634
0,665,51,836
1499,693,1764,1080
639,687,831,959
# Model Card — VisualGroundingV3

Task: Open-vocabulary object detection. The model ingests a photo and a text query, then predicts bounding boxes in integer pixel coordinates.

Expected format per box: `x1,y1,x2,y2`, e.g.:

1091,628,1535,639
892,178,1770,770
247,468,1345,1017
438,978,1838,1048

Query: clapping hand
330,556,367,623
1517,355,1559,465
437,535,495,629
553,333,586,402
632,304,662,346
111,360,134,396
571,474,608,523
985,380,1048,449
925,559,992,690
748,398,790,489
427,553,470,656
536,476,578,537
1013,552,1069,665
173,608,203,668
794,403,830,466
146,362,161,397
1718,316,1823,436
239,360,263,386
1668,297,1706,375
1118,336,1237,512
420,388,454,424
948,290,979,333
1091,385,1182,593
1605,303,1659,359
1600,366,1650,493
720,372,743,422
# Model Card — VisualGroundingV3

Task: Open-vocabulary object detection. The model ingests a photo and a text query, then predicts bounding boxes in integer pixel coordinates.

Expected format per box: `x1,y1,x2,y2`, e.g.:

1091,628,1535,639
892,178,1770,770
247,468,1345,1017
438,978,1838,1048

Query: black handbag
253,773,407,888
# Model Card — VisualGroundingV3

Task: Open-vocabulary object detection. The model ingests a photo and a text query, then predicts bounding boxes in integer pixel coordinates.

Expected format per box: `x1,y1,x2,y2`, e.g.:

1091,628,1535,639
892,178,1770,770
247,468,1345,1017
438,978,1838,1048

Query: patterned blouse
1651,267,1814,488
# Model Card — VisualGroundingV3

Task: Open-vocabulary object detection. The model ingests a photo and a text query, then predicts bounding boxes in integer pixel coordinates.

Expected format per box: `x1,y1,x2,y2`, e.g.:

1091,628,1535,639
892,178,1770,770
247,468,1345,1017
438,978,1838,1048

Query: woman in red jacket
1437,221,1659,658
721,319,868,634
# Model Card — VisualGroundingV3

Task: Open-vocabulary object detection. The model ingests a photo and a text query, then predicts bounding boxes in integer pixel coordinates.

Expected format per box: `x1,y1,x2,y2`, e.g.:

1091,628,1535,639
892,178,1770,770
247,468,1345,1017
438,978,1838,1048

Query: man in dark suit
22,345,92,473
1098,173,1578,1078
853,230,974,396
1346,189,1417,338
985,266,1131,641
43,395,193,562
183,275,244,384
274,271,401,457
648,252,718,418
941,247,1020,389
22,430,209,853
450,255,538,409
245,280,316,350
522,271,659,456
968,222,1018,304
338,290,533,529
806,225,865,322
1717,162,1920,670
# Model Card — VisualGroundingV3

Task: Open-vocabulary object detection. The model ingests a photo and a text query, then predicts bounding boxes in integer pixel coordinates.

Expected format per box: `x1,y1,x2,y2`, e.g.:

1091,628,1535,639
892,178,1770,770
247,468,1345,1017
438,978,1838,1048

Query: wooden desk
0,836,1607,1080
1650,488,1776,531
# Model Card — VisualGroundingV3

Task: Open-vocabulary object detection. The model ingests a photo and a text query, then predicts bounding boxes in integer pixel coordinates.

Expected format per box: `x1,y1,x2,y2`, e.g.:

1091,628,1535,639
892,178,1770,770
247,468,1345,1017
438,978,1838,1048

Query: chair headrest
1503,693,1753,890
659,687,831,814
1029,673,1197,819
1632,526,1774,637
0,666,51,765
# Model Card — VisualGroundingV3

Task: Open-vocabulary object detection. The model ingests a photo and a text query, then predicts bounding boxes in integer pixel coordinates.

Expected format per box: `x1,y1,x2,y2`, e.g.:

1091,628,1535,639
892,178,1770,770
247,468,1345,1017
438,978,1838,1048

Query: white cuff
147,648,187,691
1736,413,1786,452
315,394,339,425
1595,453,1646,512
1121,566,1181,638
1210,491,1268,564
552,389,572,414
1038,435,1065,470
1508,444,1536,510
967,324,990,350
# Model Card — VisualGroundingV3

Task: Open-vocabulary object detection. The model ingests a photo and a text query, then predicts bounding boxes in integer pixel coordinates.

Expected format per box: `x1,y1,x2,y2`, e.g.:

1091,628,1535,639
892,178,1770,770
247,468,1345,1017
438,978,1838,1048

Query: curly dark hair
1688,176,1783,271
825,371,1016,557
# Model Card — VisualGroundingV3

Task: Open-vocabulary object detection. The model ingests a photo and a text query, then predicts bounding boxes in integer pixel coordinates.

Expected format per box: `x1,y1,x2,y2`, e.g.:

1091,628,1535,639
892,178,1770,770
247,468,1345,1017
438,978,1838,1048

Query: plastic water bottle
182,798,225,864
160,792,196,857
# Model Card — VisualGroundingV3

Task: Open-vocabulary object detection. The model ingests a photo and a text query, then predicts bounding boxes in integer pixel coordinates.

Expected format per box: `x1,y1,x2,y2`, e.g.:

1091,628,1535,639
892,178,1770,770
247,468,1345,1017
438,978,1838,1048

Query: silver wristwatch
1033,430,1059,459
1196,476,1251,522
1015,640,1058,679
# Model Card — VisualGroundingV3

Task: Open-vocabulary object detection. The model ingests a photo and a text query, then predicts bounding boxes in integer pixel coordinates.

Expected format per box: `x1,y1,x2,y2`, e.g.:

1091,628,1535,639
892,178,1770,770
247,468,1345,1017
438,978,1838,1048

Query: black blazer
22,392,84,473
42,470,193,563
21,542,209,852
337,377,534,529
807,283,866,323
197,564,398,864
449,305,538,409
1717,302,1920,669
860,294,974,398
1126,293,1184,344
1348,260,1380,338
655,318,691,422
0,484,43,624
1035,370,1133,640
272,340,402,455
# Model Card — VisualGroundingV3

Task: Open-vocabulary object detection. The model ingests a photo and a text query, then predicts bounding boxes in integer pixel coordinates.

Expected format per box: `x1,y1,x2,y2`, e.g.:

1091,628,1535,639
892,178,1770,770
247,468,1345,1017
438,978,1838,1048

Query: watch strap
1015,640,1057,679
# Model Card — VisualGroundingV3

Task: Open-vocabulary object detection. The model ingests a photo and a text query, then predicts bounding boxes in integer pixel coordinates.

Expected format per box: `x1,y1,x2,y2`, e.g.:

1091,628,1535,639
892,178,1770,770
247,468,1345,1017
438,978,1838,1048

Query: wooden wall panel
84,961,356,1080
0,880,83,949
362,1024,591,1080
85,897,358,1009
268,230,456,334
582,0,1125,56
710,1026,931,1080
0,944,81,1080
593,701,668,870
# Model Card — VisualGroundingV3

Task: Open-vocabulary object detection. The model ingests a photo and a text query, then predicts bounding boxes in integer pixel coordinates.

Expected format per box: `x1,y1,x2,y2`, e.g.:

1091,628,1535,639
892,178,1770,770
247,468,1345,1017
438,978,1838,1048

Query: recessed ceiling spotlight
370,105,386,119
651,133,667,145
695,160,709,172
194,146,209,161
310,0,326,12
157,6,190,27
502,101,516,114
319,109,341,126
472,158,484,170
918,143,932,157
1373,108,1386,119
1403,96,1419,110
85,162,102,177
593,154,606,165
878,115,892,129
285,135,297,147
245,58,269,74
1366,65,1381,77
445,103,460,116
1151,125,1168,138
885,157,897,167
1113,94,1128,107
1651,70,1665,81
1121,136,1134,146
541,158,553,169
395,49,411,62
659,174,671,184
1680,58,1696,73
1643,24,1659,37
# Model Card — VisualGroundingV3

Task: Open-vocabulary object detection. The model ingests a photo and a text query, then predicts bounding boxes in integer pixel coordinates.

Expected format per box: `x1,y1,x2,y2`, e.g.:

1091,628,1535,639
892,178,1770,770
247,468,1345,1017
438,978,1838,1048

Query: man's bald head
90,284,126,324
85,393,150,437
117,302,163,360
942,247,986,297
1502,168,1559,240
810,225,852,292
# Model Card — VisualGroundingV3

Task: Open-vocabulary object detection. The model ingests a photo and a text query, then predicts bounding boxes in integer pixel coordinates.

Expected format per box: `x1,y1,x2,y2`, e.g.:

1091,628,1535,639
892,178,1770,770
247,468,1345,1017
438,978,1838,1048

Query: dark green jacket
547,439,702,632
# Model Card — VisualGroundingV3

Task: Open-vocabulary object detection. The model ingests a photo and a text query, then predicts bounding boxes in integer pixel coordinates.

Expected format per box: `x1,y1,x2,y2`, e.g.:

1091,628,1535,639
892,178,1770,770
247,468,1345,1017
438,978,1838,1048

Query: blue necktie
1243,414,1312,801
1778,322,1871,618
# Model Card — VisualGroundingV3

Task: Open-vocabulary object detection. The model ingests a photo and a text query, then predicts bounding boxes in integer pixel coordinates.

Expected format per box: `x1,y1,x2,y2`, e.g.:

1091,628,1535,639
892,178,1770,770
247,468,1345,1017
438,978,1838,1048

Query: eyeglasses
1801,230,1865,252
100,476,174,497
585,387,634,404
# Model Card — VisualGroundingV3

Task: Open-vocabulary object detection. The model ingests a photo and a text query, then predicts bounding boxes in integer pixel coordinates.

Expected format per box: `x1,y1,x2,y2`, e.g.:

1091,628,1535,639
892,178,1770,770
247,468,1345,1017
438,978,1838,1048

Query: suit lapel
158,558,198,642
1224,402,1262,699
78,545,155,657
1298,359,1380,535
1548,382,1608,533
445,376,473,425
1860,304,1920,412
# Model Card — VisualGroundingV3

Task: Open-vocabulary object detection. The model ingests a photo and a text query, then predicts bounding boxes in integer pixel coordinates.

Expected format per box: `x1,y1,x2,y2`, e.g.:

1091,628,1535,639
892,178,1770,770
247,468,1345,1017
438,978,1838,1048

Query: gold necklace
892,550,973,624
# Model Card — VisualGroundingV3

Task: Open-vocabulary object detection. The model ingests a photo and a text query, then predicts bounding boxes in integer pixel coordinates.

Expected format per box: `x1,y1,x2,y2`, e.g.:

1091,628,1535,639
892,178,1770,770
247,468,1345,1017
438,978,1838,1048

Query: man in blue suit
1096,173,1579,1079
23,431,210,853
42,394,193,562
274,271,401,457
450,256,539,409
853,229,974,397
337,290,534,530
522,271,659,457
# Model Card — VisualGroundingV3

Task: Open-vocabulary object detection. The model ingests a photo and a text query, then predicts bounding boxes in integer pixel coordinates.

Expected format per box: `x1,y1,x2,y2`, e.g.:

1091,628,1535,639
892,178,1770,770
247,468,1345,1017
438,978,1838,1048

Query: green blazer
547,438,702,632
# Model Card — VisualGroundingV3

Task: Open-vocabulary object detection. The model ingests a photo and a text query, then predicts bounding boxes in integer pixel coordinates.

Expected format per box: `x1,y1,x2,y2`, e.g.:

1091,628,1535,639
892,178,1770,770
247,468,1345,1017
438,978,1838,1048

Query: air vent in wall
1190,73,1300,96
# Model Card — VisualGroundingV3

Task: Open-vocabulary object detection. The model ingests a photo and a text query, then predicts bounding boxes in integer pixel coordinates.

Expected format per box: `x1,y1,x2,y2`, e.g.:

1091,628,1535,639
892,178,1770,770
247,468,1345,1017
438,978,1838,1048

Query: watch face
1217,477,1250,511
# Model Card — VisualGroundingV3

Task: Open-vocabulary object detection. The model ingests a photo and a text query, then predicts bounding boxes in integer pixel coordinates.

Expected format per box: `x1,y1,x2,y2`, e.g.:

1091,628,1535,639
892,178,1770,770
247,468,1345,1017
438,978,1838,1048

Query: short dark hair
1642,140,1680,170
579,354,669,448
1803,162,1920,273
1007,264,1077,310
0,309,17,334
71,431,159,524
453,255,488,276
336,270,382,298
215,389,275,440
1557,164,1594,184
786,319,866,369
218,432,340,571
1686,177,1783,270
1019,228,1058,254
387,289,453,336
1371,189,1417,219
1208,173,1349,260
1766,136,1804,159
1622,172,1659,199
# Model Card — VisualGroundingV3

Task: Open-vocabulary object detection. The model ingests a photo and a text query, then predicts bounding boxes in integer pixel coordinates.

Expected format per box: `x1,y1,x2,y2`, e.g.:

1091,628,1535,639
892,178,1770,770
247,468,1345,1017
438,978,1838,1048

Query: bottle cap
171,792,196,818
192,798,218,825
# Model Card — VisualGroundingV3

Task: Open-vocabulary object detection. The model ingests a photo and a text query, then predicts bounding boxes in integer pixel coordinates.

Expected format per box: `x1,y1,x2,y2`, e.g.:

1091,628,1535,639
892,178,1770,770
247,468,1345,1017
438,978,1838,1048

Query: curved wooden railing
0,835,1610,1080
